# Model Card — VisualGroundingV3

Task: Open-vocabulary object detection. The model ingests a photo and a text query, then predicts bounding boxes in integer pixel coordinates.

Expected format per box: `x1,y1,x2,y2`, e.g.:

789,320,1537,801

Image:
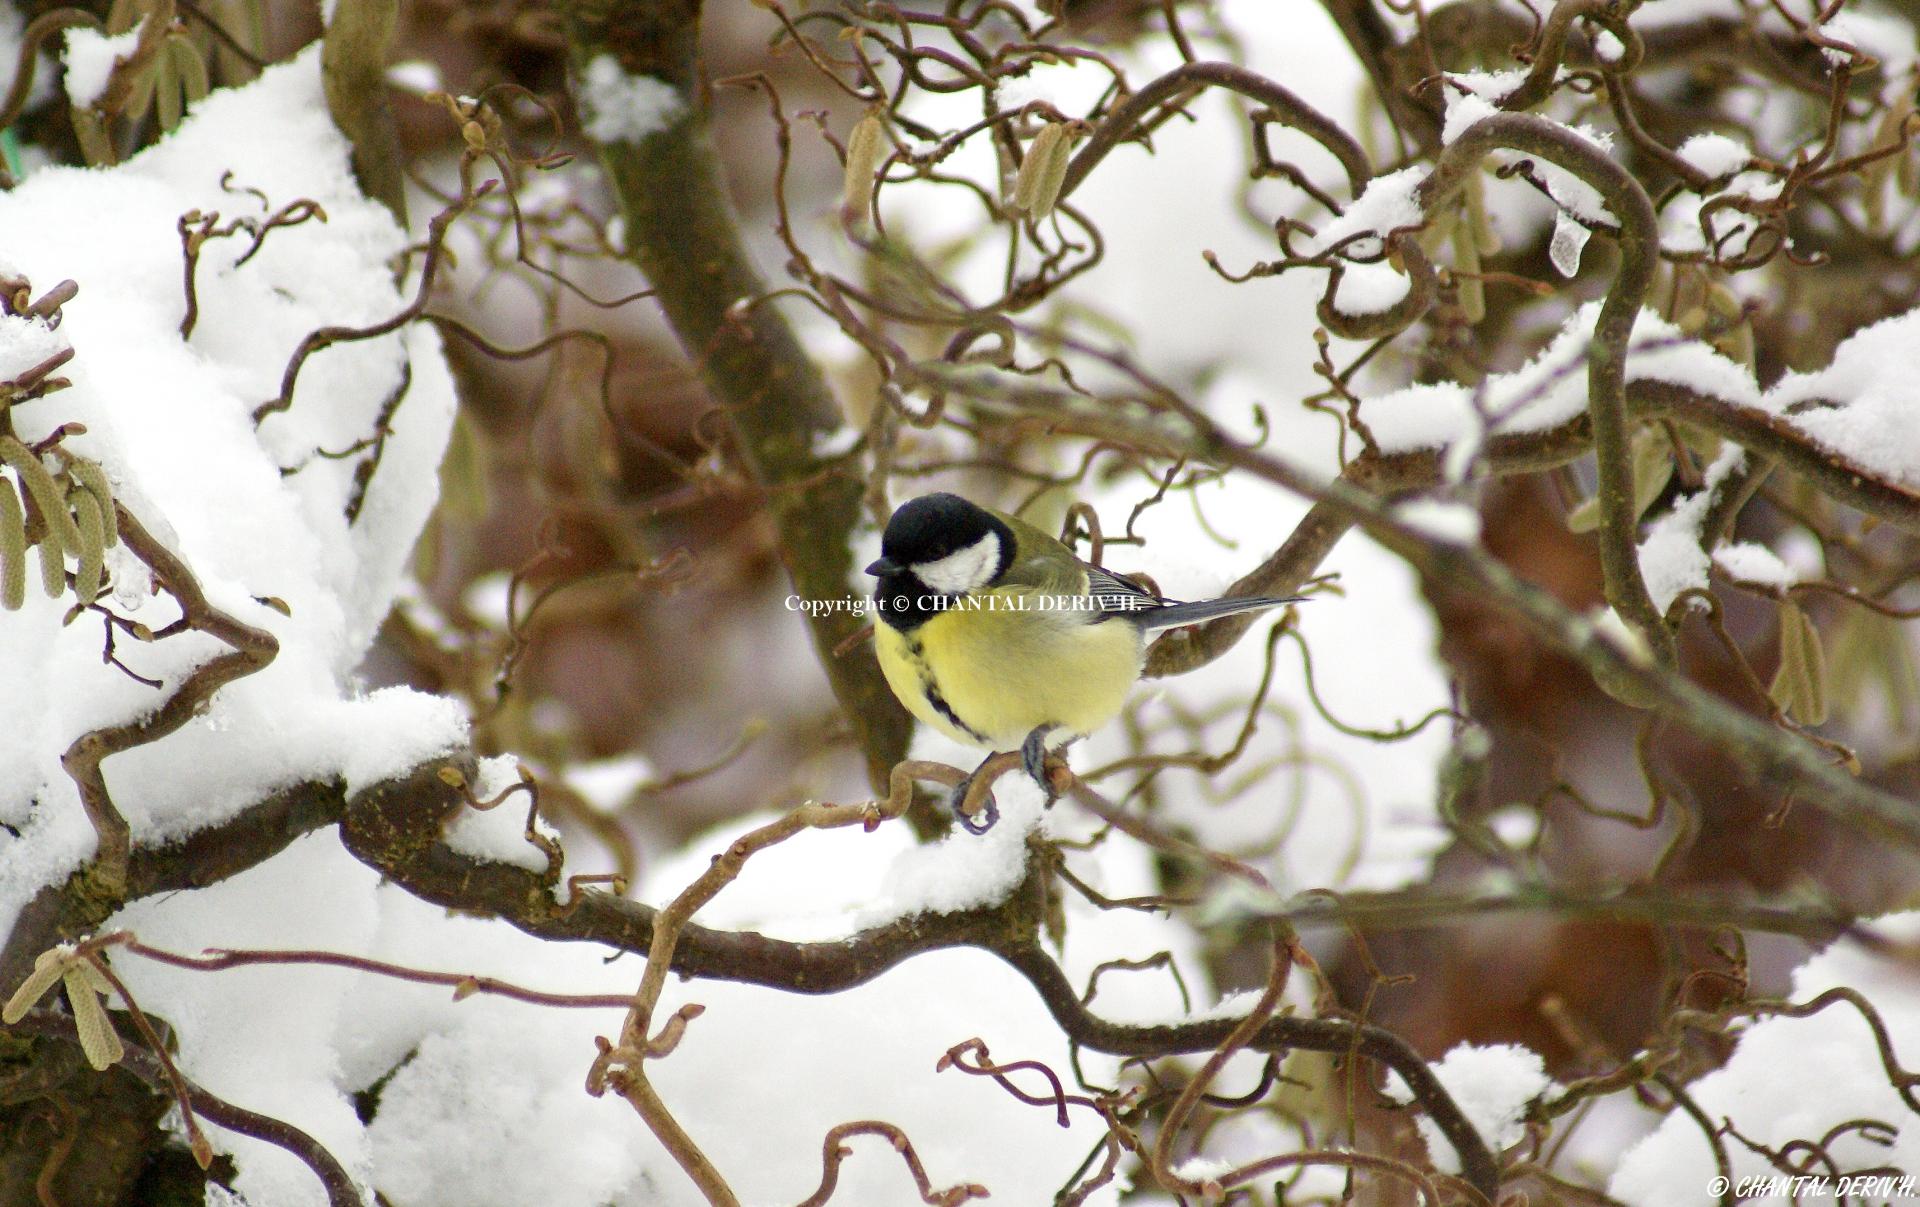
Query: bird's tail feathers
1135,595,1302,633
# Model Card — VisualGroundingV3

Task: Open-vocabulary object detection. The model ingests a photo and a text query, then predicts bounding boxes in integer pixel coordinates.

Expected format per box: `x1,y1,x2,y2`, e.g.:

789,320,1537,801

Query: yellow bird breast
874,601,1145,751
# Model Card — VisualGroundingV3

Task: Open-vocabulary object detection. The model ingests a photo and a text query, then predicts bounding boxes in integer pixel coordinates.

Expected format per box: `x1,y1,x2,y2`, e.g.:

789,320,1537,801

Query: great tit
866,492,1300,832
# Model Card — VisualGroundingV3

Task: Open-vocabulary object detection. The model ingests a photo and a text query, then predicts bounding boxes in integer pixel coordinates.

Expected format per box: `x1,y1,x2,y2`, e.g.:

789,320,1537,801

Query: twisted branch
60,505,278,896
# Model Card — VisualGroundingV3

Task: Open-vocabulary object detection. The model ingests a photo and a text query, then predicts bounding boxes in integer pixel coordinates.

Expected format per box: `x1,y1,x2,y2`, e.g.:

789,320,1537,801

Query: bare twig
8,1009,365,1207
61,505,278,895
796,1121,988,1206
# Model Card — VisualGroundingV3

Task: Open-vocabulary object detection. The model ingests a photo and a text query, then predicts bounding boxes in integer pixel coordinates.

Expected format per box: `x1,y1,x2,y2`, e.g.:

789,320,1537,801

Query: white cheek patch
914,533,1001,595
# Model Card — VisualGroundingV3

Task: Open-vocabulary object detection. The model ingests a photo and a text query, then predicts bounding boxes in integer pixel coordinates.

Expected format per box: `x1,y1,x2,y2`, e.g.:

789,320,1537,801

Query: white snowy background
2,0,1919,1204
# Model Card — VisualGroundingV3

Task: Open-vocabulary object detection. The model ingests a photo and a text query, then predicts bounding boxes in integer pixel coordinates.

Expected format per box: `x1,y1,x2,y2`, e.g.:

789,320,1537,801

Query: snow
1385,1042,1554,1174
1612,913,1920,1206
17,3,1917,1201
1591,605,1654,666
461,570,512,628
883,459,1454,903
95,731,1212,1205
1661,168,1781,257
1442,84,1503,146
0,311,67,381
876,0,1363,406
103,761,1223,1202
1775,529,1826,583
847,517,884,593
1452,74,1639,265
1546,1093,1664,1193
1658,193,1709,256
1635,520,1708,617
1818,10,1917,71
0,43,463,1008
110,835,384,1204
1359,381,1474,460
1330,260,1411,314
385,60,443,95
1308,165,1426,258
576,55,687,145
596,802,1211,1198
0,10,56,120
1441,79,1622,242
994,54,1124,116
61,23,143,109
1765,308,1920,488
1534,127,1617,227
1063,462,1454,896
1713,541,1798,590
871,782,1046,919
1358,292,1920,503
1171,1154,1239,1191
1675,133,1750,179
369,1008,643,1204
1358,304,1758,461
0,8,30,108
810,423,861,457
1447,70,1526,104
563,753,657,814
1185,987,1270,1021
442,755,557,872
1394,498,1481,544
1487,804,1539,848
638,946,1139,1204
1636,444,1745,615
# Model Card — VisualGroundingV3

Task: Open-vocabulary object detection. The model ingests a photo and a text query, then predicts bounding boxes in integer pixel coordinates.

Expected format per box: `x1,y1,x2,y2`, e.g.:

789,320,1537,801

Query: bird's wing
1085,564,1167,618
990,508,1092,596
1128,595,1300,632
986,506,1295,630
988,508,1169,617
1086,567,1296,628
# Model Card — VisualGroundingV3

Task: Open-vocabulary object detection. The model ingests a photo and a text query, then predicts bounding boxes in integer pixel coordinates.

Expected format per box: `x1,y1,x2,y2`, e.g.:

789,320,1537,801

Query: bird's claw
1022,725,1061,805
948,778,999,834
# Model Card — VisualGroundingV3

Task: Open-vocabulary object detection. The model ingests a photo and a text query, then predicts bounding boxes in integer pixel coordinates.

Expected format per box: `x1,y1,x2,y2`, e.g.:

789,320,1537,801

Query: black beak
865,557,901,577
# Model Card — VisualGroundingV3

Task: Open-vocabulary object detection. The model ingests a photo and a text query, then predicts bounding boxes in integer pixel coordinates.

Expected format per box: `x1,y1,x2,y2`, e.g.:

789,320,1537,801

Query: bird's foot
1021,725,1071,806
947,775,999,834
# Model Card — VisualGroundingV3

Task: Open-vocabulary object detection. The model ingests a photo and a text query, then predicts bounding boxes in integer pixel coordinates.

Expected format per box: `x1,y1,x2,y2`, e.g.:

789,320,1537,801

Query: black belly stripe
907,636,987,743
925,679,987,743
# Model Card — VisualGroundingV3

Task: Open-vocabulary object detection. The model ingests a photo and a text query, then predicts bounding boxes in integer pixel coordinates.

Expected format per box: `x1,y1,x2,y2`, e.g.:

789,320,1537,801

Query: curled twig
796,1120,989,1207
61,504,278,894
